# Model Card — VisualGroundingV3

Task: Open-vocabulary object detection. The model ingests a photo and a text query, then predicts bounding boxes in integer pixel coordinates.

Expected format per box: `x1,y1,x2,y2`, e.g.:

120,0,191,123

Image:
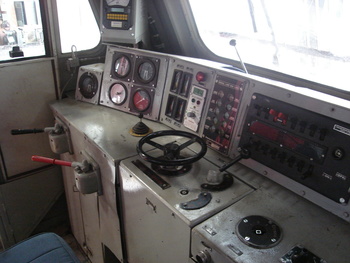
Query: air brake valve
11,123,71,154
31,155,102,195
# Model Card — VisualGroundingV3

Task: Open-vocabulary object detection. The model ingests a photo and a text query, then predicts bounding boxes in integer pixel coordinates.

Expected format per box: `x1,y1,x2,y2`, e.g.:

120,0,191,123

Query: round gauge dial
109,83,127,105
133,89,151,112
79,73,98,99
114,56,131,78
138,61,156,83
106,0,130,6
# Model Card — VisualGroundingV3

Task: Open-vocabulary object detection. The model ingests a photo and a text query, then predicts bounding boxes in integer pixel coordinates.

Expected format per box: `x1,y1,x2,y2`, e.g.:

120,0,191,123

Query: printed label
333,124,350,136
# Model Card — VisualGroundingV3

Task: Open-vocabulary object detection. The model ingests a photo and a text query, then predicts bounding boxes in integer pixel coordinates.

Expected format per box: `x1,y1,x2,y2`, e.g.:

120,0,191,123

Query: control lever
31,156,90,172
219,148,250,172
11,123,71,154
32,155,101,195
229,39,248,74
11,123,63,135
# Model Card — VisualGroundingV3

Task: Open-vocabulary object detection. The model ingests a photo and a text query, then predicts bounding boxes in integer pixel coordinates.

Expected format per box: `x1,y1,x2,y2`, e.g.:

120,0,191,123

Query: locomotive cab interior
0,1,349,263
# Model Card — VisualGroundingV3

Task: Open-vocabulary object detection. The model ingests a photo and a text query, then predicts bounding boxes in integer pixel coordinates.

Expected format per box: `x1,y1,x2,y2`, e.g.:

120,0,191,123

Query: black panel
203,75,245,155
239,93,350,204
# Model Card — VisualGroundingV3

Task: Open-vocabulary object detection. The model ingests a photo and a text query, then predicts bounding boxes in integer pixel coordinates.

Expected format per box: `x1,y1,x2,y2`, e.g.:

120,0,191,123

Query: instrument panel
160,57,216,134
77,45,350,222
99,46,168,121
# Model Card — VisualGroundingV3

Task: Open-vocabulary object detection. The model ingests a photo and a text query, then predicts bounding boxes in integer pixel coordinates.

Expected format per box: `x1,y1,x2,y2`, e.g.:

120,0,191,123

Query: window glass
189,0,350,92
56,0,100,53
0,0,45,61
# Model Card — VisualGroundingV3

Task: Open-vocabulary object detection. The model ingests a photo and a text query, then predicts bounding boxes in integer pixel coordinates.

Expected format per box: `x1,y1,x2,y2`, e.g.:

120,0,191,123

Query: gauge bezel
129,86,155,114
134,56,160,87
111,53,133,80
79,72,99,99
109,82,128,105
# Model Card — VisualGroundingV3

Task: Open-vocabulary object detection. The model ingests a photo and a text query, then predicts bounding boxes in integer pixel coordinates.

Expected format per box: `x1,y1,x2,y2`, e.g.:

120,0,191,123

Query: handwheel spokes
178,137,197,151
146,139,167,151
137,130,207,166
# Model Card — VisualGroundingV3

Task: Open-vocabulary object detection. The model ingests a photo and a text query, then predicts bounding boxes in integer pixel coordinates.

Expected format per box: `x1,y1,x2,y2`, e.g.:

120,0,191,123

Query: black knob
291,249,313,263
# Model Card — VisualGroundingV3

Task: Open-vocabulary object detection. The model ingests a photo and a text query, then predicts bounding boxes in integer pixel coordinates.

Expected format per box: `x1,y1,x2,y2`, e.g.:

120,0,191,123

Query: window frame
176,0,350,101
0,0,51,63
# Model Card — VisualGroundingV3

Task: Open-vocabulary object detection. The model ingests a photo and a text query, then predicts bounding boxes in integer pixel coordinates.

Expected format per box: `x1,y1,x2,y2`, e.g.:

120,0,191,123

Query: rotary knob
195,250,211,263
206,170,223,184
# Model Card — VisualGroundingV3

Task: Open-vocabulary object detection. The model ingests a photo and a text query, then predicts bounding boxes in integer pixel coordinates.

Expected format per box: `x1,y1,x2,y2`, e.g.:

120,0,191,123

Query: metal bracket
180,192,212,210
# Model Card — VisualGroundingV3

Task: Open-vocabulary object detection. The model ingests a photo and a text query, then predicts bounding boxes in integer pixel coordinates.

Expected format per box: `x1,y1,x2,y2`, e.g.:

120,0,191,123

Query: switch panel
239,93,350,204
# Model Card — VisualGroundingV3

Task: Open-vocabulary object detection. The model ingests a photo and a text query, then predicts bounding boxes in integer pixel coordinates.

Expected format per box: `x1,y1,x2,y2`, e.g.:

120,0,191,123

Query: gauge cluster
99,45,168,121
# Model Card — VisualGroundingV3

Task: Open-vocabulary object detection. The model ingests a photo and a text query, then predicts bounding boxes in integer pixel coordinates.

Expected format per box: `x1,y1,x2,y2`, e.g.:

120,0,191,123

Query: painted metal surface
191,174,350,263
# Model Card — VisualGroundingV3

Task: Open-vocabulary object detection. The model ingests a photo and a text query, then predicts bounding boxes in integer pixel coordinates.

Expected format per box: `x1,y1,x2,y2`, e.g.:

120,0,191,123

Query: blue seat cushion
0,232,81,263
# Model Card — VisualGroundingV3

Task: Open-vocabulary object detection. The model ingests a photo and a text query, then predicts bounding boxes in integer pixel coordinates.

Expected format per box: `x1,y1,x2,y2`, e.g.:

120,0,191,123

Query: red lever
32,155,74,167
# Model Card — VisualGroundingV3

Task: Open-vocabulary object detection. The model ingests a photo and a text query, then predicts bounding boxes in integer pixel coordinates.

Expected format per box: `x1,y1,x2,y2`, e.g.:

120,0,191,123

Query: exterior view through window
189,0,350,92
56,0,100,53
0,0,45,61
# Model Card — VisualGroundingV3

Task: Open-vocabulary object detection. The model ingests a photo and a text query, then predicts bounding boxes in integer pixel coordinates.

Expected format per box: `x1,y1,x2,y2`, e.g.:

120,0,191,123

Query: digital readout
111,7,125,12
193,86,204,97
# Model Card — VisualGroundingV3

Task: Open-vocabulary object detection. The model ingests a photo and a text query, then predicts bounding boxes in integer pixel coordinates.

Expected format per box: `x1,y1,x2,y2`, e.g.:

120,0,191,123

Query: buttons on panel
203,75,245,155
239,93,350,204
183,86,207,132
163,65,211,132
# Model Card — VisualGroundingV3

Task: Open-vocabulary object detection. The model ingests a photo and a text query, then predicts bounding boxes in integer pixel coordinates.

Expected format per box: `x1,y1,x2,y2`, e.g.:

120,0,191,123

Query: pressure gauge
109,83,127,105
106,0,130,6
114,55,131,78
137,61,156,83
133,89,151,112
79,73,98,99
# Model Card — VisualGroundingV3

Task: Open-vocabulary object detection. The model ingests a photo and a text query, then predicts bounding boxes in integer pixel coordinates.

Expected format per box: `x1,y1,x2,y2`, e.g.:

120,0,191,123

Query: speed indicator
109,83,127,105
132,89,151,112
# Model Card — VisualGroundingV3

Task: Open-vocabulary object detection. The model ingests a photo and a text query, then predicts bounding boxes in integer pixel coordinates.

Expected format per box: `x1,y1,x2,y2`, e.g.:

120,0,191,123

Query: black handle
11,129,45,135
219,148,250,172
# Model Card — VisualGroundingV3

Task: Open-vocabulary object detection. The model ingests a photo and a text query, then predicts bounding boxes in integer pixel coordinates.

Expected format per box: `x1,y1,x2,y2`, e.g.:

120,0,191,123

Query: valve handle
31,155,74,167
11,129,45,135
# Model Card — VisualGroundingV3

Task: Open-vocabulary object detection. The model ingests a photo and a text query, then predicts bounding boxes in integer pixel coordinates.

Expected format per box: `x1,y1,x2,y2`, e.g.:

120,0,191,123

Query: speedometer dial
132,89,151,112
114,56,131,78
106,0,130,6
138,61,156,83
109,83,127,105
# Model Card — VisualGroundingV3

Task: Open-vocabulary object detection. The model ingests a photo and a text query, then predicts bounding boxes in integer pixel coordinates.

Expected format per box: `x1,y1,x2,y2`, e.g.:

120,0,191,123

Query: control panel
239,93,350,204
160,58,216,133
202,74,248,155
183,86,207,132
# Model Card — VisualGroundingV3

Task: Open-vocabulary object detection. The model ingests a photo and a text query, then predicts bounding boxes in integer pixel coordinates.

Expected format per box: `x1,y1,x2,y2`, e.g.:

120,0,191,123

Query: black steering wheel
136,130,207,166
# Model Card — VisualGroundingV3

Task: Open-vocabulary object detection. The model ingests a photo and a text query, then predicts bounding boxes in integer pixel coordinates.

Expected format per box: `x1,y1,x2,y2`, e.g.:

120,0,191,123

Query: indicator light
196,72,206,82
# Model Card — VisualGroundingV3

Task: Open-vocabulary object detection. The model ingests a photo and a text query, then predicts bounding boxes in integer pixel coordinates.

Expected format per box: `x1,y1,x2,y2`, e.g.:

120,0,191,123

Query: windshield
189,0,350,92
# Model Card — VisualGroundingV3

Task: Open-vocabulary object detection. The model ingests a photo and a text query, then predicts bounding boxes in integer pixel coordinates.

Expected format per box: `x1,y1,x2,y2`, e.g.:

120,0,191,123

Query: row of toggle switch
250,139,314,179
254,104,327,141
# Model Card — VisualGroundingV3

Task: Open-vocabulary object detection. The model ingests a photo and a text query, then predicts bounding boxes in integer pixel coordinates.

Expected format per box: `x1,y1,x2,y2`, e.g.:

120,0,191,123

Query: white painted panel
0,59,57,178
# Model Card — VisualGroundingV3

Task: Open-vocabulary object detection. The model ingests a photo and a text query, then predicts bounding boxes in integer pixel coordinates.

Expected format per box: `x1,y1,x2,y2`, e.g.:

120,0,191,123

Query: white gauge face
106,0,130,6
109,83,127,105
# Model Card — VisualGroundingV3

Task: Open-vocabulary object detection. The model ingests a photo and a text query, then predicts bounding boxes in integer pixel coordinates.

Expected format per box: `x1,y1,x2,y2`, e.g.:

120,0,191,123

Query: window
189,0,350,92
56,0,100,53
0,0,45,61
